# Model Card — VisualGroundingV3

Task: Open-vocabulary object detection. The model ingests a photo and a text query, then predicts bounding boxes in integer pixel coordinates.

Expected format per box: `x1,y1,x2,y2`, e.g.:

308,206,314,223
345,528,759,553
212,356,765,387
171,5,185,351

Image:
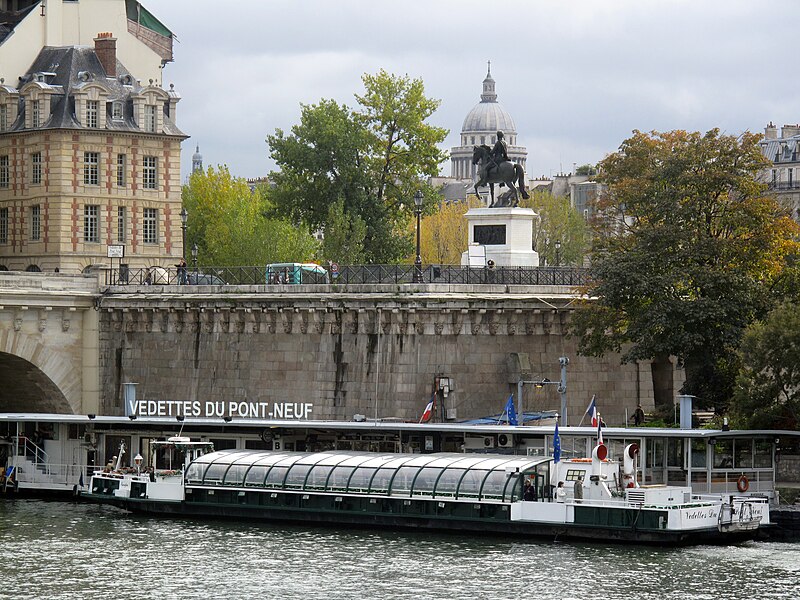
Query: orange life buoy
737,474,749,493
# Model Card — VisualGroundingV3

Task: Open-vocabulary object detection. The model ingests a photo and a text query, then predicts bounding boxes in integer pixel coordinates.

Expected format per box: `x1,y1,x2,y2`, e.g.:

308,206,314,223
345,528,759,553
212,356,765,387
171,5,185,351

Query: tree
322,199,366,265
518,190,589,266
731,302,800,429
182,166,319,266
575,164,597,176
570,129,800,415
268,70,448,263
419,196,482,264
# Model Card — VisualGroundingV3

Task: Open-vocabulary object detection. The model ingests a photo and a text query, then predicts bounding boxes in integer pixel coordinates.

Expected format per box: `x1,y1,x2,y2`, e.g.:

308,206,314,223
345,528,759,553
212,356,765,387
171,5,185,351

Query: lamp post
554,239,561,267
413,190,423,283
179,207,188,261
191,242,198,282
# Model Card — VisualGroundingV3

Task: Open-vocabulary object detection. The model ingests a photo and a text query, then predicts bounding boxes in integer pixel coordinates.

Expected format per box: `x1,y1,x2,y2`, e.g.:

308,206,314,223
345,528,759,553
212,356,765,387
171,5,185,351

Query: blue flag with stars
553,420,561,463
504,394,518,426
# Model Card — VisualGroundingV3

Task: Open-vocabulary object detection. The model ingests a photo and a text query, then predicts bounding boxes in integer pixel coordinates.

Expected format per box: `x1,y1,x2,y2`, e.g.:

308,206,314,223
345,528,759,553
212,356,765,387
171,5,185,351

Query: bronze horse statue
472,145,530,207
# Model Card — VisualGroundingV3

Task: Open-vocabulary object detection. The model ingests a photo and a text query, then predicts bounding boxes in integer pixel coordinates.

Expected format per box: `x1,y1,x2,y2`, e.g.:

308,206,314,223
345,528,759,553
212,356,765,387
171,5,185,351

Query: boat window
265,466,290,488
347,467,376,492
713,439,733,469
411,467,441,495
223,464,249,486
734,439,753,469
666,438,683,468
754,440,772,468
202,463,229,485
690,439,707,468
244,466,269,487
458,469,487,497
284,464,313,489
480,470,509,499
305,465,334,490
328,465,355,491
369,468,394,493
389,466,421,496
433,469,465,496
185,462,207,484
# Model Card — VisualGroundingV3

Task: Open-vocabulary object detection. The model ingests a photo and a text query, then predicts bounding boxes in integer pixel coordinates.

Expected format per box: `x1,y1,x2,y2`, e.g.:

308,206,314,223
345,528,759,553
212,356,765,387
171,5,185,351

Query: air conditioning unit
497,433,514,448
464,436,495,450
483,436,495,449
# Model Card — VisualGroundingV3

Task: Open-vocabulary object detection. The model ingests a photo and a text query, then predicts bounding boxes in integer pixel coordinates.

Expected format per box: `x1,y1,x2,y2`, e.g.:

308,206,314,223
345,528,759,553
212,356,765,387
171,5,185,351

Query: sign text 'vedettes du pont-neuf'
126,399,313,420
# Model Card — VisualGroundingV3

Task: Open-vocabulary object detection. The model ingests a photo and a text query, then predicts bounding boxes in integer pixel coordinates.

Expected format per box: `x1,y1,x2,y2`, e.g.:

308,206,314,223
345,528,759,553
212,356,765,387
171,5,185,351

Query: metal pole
413,206,423,283
517,379,524,425
558,356,569,425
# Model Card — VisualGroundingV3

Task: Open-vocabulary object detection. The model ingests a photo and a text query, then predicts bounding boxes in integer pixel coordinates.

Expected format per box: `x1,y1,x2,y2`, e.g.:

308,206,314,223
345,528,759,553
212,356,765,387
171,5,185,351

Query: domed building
450,63,527,180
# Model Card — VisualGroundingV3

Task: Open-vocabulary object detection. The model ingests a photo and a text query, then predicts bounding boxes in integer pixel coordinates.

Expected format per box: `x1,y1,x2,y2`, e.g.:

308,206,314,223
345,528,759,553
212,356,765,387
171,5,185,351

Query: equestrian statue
472,130,529,208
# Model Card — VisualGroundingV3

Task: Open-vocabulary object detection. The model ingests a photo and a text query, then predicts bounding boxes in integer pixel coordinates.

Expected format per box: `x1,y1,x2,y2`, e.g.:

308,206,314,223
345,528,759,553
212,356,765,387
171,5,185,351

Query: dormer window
32,99,41,127
112,101,123,120
86,100,98,128
144,104,156,133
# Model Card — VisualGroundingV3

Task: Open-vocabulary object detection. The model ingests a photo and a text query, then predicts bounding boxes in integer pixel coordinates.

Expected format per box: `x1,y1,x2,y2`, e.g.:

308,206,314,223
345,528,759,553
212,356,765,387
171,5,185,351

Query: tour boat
85,438,769,545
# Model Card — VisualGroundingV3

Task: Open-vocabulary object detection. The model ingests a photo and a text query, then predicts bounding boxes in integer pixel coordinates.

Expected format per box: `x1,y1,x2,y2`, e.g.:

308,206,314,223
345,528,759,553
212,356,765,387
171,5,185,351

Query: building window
144,104,156,133
117,206,126,242
30,204,41,241
32,99,41,127
31,152,42,184
0,207,8,243
116,153,126,186
0,105,7,131
112,101,123,120
84,205,99,243
84,152,99,185
143,207,158,244
0,155,8,188
143,156,157,189
86,100,98,128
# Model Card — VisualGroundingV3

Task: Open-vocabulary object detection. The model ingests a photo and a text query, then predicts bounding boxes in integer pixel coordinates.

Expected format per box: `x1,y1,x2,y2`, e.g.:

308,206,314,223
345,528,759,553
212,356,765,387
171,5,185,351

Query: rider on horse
484,131,510,182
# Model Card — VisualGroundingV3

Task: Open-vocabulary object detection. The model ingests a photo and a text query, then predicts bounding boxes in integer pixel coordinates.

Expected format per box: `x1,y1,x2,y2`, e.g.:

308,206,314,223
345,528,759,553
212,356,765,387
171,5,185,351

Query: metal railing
103,265,588,287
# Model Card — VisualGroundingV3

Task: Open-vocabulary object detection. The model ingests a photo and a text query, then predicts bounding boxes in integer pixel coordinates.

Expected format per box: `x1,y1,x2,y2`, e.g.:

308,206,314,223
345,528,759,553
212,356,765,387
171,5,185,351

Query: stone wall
97,284,678,425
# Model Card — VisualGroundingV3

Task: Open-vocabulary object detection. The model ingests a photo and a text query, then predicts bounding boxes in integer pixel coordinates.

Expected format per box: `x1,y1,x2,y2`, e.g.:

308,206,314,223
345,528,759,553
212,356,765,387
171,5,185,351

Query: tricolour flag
504,394,518,426
597,410,604,445
585,395,598,427
419,395,435,424
553,420,561,463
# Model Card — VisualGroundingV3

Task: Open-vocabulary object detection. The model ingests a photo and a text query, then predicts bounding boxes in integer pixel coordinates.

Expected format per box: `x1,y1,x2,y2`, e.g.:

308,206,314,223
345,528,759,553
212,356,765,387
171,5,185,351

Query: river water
1,500,797,600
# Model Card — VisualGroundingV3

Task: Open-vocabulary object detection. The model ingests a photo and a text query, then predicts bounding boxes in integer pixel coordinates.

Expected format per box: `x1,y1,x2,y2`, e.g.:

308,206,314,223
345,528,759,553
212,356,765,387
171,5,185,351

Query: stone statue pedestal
460,208,539,267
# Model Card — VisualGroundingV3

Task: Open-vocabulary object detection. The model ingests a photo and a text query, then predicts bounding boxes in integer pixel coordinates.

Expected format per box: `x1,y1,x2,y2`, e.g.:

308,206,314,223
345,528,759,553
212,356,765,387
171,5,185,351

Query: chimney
781,124,800,139
764,121,778,140
94,32,117,78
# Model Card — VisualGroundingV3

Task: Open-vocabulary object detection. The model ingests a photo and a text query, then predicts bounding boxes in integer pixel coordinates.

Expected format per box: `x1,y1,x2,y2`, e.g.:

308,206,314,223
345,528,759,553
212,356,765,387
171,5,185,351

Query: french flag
585,395,598,427
419,395,435,424
597,410,604,445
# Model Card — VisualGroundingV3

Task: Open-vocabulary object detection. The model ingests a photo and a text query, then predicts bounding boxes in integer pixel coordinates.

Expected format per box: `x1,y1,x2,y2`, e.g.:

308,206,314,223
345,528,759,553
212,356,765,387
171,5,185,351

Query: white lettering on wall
130,400,313,420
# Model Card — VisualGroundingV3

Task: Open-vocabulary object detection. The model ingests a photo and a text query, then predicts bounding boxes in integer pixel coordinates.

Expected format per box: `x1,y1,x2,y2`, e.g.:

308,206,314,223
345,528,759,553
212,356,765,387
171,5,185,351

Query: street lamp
191,242,198,281
413,190,423,283
179,207,188,261
554,239,561,267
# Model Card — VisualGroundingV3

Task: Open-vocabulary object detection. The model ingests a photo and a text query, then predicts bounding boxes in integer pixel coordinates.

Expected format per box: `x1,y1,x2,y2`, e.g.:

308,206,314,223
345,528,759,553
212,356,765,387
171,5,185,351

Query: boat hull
86,492,760,546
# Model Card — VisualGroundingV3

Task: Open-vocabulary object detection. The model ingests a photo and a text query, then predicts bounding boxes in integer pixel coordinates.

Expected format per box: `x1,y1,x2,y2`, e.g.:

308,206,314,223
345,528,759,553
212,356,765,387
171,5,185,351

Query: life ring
737,474,749,493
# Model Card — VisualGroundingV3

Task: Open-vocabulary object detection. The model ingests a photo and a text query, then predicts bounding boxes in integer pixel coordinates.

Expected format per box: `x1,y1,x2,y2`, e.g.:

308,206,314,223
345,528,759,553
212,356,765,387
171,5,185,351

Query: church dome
461,64,517,134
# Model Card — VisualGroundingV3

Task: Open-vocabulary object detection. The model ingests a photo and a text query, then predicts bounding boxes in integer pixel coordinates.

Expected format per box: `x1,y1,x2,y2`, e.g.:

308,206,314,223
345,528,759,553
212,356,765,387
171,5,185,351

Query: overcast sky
148,0,796,180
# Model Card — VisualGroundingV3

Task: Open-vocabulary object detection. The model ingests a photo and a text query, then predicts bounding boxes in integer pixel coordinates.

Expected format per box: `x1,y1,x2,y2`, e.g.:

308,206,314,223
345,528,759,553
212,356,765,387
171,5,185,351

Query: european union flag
553,420,561,463
504,394,518,426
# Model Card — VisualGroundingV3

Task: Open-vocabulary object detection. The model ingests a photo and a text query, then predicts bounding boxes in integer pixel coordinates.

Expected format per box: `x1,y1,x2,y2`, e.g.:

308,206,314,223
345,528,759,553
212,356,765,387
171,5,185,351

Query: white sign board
467,244,486,267
107,245,125,258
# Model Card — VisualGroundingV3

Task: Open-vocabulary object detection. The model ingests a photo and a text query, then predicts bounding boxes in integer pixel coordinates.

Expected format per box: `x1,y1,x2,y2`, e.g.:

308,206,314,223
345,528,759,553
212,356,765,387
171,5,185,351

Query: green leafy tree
268,70,448,263
570,129,800,415
519,190,589,266
731,302,800,429
575,164,597,176
322,199,367,265
182,167,318,266
419,196,482,264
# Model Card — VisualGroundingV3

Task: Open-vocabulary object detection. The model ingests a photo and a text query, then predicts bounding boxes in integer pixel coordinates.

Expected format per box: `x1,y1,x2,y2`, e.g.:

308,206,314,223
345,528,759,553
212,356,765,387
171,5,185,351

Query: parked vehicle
266,263,328,284
187,272,226,285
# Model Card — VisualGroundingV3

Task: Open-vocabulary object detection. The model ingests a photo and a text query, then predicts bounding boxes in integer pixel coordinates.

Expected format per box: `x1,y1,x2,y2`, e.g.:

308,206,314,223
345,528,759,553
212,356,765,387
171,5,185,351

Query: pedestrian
632,404,645,426
555,481,566,503
523,479,536,501
574,476,583,503
175,257,187,284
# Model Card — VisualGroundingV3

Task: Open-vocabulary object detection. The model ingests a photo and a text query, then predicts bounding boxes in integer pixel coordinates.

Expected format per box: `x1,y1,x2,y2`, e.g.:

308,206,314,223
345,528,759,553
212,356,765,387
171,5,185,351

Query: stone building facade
0,35,187,272
760,122,800,220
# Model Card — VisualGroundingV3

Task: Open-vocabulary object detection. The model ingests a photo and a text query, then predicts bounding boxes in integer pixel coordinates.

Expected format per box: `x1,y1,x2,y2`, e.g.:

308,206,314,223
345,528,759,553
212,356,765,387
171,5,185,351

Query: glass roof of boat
185,450,551,502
